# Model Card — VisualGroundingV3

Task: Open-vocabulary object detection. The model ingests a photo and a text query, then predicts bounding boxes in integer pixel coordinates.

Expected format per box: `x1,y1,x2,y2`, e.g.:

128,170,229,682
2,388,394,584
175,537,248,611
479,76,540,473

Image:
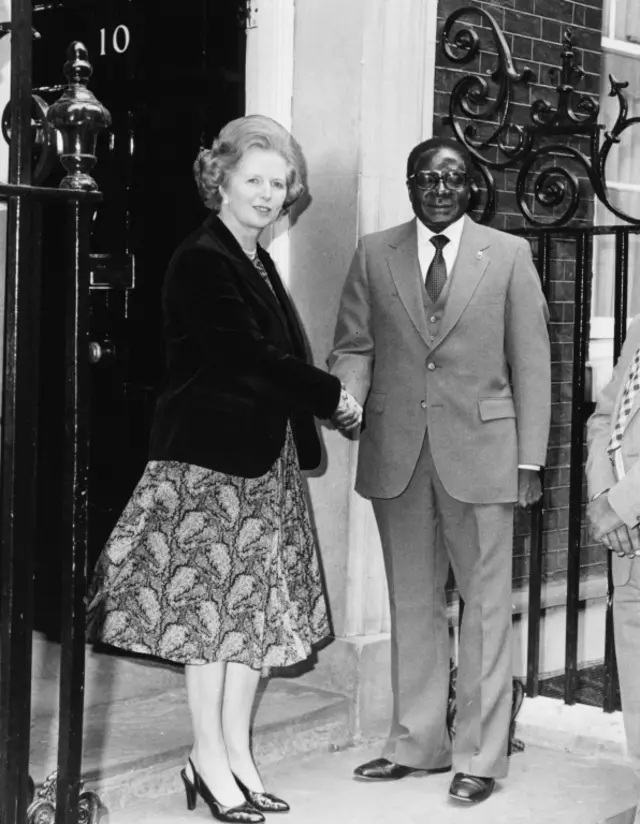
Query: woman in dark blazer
87,115,361,823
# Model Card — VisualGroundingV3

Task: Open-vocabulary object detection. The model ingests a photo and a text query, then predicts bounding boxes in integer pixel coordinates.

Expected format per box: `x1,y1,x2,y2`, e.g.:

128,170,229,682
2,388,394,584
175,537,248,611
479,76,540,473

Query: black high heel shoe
233,773,290,814
180,759,265,823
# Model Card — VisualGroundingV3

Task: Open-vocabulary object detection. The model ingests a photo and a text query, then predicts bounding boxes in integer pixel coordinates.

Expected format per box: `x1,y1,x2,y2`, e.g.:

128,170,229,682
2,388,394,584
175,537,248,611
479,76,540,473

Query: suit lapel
616,350,640,438
245,252,287,324
433,216,490,348
257,251,307,357
386,221,430,345
202,214,298,353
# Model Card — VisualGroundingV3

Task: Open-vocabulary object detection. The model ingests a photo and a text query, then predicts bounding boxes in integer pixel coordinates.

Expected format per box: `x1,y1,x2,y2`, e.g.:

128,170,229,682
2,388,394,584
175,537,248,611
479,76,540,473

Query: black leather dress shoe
354,757,450,781
449,773,495,804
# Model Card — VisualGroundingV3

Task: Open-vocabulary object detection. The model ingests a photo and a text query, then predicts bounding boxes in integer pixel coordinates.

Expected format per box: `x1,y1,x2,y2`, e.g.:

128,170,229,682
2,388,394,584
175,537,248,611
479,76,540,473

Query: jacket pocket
365,392,387,414
612,555,633,587
478,397,515,421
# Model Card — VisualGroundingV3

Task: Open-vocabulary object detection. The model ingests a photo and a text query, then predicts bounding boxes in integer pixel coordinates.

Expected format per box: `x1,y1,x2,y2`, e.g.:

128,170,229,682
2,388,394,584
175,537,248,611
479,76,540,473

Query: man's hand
600,524,640,558
587,493,624,543
331,388,362,434
516,468,542,509
587,493,640,557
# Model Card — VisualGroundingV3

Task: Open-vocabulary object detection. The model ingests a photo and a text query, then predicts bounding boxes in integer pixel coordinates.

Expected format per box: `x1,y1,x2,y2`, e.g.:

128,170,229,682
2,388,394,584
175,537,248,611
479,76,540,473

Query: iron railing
441,7,640,711
511,225,640,710
0,1,109,821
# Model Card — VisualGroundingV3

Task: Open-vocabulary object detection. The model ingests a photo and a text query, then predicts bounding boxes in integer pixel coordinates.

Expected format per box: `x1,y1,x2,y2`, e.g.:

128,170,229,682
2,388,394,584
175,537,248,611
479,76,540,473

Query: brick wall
434,0,606,589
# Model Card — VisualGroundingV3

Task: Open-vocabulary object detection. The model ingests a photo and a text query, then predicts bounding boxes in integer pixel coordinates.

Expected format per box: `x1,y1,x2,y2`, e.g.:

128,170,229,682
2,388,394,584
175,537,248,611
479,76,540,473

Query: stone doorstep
29,675,352,814
31,635,185,715
516,695,627,760
516,698,637,824
601,811,637,824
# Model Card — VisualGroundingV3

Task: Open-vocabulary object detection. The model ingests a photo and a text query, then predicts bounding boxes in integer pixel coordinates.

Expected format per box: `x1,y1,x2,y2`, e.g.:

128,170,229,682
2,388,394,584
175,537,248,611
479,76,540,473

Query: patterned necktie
425,235,449,302
608,346,640,457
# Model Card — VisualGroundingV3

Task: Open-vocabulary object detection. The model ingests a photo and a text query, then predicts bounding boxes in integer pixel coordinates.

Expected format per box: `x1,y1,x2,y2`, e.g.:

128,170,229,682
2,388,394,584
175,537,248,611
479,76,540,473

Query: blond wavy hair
193,114,307,215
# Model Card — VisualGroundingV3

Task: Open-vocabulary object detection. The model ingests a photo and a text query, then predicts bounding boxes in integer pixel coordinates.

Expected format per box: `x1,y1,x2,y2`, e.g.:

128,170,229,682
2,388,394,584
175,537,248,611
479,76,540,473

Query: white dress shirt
416,216,539,474
417,214,465,279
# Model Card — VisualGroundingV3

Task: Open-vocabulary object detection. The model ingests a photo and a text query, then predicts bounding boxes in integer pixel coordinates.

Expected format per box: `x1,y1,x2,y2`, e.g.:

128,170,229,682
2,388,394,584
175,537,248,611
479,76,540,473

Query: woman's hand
332,387,362,433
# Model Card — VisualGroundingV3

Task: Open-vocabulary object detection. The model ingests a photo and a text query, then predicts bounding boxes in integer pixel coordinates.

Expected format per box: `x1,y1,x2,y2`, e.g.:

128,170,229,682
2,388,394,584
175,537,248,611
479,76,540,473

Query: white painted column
358,0,437,235
343,0,439,637
244,0,438,639
244,0,295,285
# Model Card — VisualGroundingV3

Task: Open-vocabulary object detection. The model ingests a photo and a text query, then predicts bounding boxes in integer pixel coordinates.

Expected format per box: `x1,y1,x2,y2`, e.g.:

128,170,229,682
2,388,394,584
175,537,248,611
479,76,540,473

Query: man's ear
406,180,417,204
467,180,480,212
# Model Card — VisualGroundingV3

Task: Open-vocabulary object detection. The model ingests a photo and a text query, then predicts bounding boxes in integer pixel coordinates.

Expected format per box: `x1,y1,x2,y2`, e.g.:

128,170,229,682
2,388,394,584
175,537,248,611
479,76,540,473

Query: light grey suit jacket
329,215,551,503
587,315,640,585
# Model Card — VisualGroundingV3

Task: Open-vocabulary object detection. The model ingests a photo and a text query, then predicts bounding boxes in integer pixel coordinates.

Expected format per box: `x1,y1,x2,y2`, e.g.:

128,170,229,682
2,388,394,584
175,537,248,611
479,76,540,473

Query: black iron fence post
46,41,109,824
526,502,544,697
55,199,95,824
525,233,551,698
564,230,592,704
0,0,39,820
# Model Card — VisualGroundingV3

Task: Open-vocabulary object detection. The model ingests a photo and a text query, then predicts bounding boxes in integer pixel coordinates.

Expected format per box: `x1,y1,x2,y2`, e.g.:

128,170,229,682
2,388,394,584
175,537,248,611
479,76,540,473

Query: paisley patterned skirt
86,426,330,671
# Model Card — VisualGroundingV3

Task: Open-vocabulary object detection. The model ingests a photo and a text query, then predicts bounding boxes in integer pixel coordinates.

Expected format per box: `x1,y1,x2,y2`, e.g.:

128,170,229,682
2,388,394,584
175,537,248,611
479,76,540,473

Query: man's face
407,147,470,232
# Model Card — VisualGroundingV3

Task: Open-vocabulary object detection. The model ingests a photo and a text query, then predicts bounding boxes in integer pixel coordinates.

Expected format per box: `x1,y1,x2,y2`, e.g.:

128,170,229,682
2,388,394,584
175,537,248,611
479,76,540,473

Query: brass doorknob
88,339,115,364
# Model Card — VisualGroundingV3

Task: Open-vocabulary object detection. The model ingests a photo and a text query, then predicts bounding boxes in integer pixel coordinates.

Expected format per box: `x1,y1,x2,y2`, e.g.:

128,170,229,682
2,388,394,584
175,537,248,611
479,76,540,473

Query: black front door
28,0,247,635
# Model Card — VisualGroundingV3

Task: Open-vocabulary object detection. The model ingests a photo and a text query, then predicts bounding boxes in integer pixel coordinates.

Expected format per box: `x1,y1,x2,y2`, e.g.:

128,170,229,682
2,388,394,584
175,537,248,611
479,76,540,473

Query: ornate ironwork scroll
441,6,640,226
1,94,57,185
26,772,101,824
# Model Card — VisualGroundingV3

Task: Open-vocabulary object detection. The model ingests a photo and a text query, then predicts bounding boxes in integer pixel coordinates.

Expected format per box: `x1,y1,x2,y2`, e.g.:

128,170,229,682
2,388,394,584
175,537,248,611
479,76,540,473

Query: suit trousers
372,429,514,778
614,560,640,786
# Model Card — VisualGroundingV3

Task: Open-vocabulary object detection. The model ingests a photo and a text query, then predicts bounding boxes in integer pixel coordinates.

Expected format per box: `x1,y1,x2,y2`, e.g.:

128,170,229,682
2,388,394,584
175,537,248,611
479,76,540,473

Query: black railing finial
530,29,599,132
46,41,112,192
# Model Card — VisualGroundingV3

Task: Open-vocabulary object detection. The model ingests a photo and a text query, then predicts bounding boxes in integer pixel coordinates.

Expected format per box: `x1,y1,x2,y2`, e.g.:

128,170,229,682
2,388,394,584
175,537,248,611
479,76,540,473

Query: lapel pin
476,251,483,260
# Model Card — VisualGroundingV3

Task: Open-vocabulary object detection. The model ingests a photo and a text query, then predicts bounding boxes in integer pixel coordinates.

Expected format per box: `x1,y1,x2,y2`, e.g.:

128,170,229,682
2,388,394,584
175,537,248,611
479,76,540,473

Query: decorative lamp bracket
441,6,640,226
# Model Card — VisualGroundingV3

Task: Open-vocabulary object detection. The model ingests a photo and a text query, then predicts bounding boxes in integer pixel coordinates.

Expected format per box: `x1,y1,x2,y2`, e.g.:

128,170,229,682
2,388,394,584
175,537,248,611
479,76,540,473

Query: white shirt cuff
518,464,540,471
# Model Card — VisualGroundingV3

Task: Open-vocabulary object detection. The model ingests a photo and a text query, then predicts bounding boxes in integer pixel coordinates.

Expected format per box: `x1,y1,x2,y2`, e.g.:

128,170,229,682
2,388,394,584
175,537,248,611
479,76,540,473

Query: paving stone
104,741,639,824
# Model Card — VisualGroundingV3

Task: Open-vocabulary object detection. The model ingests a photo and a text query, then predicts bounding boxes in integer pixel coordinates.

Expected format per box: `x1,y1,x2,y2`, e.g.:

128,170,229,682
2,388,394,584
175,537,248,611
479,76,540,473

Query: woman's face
220,148,288,237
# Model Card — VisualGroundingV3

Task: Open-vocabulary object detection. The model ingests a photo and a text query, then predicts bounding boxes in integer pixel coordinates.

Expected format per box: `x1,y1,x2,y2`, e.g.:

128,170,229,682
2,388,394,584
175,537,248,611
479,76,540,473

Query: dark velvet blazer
148,214,341,477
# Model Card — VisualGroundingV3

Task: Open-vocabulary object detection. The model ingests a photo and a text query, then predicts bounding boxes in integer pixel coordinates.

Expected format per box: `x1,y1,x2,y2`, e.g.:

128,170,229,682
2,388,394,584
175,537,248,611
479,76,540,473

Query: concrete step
601,810,637,824
106,741,639,824
31,633,184,716
30,654,352,815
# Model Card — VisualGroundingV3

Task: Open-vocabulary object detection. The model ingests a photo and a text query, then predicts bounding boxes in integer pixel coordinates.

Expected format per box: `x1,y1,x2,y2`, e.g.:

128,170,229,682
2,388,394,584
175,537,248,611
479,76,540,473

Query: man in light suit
329,137,551,804
587,316,640,823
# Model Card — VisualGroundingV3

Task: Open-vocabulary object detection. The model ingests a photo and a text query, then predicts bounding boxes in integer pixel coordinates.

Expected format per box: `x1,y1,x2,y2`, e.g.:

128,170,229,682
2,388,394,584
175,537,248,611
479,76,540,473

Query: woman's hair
193,114,307,215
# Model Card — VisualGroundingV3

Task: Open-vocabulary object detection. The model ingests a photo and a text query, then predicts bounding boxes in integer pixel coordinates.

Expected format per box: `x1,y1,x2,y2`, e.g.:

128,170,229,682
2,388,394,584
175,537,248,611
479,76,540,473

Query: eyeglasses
408,170,468,192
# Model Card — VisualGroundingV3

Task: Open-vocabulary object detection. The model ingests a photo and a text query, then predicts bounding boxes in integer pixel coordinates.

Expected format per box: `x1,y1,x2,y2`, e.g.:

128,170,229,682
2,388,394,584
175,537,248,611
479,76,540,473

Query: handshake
331,386,362,435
